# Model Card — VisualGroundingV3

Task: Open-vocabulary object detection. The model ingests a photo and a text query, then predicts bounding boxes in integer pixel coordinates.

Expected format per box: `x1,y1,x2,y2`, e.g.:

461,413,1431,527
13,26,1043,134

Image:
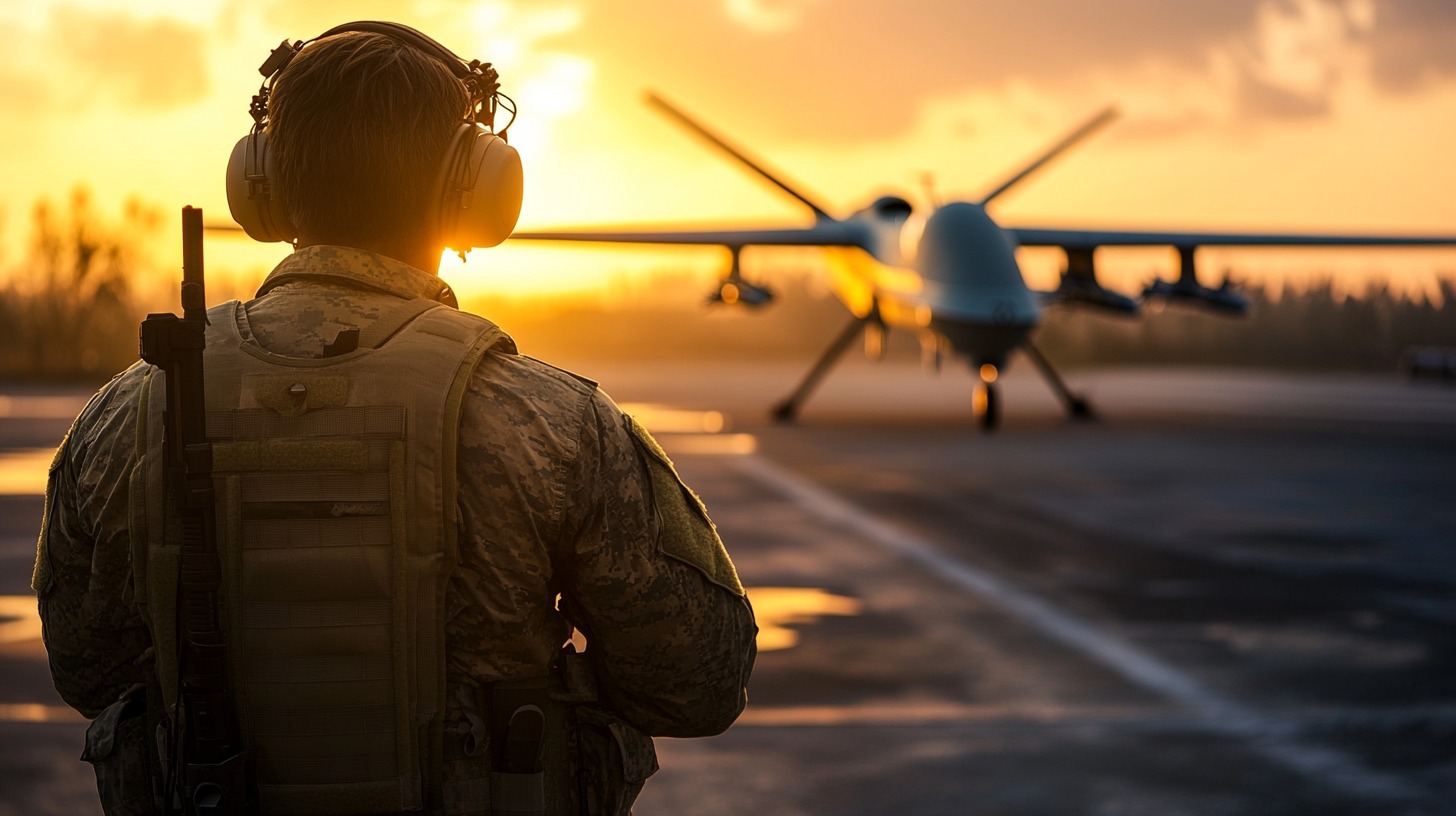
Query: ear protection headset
225,21,523,249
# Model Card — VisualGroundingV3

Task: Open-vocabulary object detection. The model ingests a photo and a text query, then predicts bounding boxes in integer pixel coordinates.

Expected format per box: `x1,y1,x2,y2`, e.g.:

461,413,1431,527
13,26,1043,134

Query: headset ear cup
438,123,523,249
226,130,296,243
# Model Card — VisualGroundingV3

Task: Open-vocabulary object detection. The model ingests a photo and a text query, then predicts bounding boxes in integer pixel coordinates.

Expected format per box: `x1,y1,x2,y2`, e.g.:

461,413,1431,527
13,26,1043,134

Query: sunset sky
1,0,1454,299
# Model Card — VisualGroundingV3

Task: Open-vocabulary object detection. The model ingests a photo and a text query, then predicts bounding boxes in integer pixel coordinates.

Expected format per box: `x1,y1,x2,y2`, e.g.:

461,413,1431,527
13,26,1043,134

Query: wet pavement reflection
746,586,861,651
0,448,53,496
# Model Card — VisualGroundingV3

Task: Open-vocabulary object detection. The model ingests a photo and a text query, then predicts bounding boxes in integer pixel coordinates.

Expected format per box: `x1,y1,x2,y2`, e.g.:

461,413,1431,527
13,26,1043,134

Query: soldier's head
266,31,469,263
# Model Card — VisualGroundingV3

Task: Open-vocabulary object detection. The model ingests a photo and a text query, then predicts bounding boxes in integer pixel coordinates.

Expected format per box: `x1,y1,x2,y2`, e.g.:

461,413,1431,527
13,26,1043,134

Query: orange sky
1,0,1454,300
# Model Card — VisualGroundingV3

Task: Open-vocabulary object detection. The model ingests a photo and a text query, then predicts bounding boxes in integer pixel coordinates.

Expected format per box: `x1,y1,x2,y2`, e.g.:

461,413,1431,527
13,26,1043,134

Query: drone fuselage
824,200,1040,369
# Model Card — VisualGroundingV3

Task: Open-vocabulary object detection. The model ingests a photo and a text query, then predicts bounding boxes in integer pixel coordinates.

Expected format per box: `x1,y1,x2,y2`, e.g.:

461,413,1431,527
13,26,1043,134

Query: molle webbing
133,298,506,816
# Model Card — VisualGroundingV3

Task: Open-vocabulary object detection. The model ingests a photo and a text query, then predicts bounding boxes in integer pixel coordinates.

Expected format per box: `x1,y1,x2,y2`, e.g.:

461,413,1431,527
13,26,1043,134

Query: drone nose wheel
973,381,1000,432
973,362,1002,432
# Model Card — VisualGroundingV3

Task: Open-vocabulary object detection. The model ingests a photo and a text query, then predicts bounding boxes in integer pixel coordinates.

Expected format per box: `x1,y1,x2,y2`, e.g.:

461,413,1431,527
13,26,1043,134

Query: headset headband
229,20,524,248
248,20,515,139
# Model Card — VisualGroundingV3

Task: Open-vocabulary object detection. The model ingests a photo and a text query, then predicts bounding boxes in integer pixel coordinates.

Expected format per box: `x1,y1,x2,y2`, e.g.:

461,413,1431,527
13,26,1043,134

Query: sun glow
0,1,1451,306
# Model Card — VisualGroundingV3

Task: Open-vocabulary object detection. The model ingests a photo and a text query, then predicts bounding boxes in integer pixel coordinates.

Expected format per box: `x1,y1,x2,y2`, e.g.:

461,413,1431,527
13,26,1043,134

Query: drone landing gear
973,379,1000,432
1023,341,1096,421
771,314,870,422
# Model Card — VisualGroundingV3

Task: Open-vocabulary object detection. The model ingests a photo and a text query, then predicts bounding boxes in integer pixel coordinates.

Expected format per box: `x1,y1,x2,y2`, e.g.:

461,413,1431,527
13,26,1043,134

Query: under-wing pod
708,276,775,308
1053,274,1141,314
708,245,775,307
1141,246,1250,316
1142,277,1250,315
1049,247,1140,315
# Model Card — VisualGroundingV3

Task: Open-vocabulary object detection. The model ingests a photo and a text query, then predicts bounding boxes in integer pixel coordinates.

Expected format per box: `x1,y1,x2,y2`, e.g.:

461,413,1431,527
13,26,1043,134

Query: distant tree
0,188,160,380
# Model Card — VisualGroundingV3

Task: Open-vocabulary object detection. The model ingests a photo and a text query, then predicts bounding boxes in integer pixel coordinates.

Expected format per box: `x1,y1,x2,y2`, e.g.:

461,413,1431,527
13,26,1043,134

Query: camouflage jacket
34,245,757,745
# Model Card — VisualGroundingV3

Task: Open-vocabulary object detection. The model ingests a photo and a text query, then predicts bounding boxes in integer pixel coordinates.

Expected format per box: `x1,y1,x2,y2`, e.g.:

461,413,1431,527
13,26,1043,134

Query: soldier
33,21,756,816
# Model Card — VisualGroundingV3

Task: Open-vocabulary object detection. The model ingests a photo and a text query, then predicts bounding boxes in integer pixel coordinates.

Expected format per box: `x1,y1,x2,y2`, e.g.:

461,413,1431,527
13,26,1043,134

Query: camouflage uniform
34,245,757,812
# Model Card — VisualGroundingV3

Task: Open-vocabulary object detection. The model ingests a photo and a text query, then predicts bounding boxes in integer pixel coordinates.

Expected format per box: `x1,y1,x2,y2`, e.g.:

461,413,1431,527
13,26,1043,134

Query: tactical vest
129,297,507,815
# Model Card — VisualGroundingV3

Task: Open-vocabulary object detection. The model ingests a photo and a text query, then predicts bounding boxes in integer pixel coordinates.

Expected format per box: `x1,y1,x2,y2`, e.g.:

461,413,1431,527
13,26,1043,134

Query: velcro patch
243,375,349,416
626,416,744,596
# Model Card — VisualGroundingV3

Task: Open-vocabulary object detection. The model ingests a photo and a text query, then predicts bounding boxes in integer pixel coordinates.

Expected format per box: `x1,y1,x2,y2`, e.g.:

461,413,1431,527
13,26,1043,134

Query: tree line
496,268,1456,373
1034,278,1456,371
0,190,160,381
1,191,1452,381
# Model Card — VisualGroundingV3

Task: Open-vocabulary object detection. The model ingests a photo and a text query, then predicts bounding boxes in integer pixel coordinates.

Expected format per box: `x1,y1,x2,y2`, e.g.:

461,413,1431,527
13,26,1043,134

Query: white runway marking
729,452,1426,807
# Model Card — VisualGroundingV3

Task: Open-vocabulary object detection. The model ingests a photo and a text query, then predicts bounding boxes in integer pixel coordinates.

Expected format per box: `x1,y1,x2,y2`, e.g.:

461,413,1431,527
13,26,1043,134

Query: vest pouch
488,770,544,816
81,691,157,816
573,707,658,816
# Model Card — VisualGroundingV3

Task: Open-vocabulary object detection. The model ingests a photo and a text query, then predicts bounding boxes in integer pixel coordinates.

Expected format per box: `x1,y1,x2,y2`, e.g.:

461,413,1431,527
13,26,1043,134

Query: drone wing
512,222,873,308
1012,226,1456,316
1009,227,1456,248
209,218,872,249
510,220,872,248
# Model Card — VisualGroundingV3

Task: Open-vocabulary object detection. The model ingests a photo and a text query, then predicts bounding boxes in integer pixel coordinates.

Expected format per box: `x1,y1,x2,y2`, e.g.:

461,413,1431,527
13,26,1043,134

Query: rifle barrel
182,206,206,320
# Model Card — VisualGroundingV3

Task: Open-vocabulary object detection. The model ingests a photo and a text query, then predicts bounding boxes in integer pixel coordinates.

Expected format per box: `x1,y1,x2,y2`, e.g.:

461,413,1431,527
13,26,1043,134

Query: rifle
139,206,254,815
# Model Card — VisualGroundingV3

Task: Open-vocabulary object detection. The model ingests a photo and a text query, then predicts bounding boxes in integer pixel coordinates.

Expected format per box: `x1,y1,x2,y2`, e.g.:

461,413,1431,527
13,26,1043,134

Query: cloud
723,0,824,34
247,0,437,37
1095,0,1456,124
56,8,210,110
242,0,595,128
468,2,585,71
1363,0,1456,90
0,6,210,114
237,0,1456,145
555,0,1268,143
550,0,1456,145
1211,0,1371,119
463,2,597,149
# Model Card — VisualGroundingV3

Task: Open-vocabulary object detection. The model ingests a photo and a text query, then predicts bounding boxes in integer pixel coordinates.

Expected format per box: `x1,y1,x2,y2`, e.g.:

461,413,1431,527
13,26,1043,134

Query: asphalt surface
2,362,1454,816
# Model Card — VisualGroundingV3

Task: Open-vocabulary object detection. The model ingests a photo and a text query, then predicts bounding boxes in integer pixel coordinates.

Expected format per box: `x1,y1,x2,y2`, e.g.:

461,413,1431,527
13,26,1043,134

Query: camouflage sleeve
558,391,756,738
33,368,153,719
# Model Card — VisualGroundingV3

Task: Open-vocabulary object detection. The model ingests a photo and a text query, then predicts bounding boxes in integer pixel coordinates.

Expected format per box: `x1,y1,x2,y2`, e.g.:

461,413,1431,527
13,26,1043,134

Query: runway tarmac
2,362,1453,815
